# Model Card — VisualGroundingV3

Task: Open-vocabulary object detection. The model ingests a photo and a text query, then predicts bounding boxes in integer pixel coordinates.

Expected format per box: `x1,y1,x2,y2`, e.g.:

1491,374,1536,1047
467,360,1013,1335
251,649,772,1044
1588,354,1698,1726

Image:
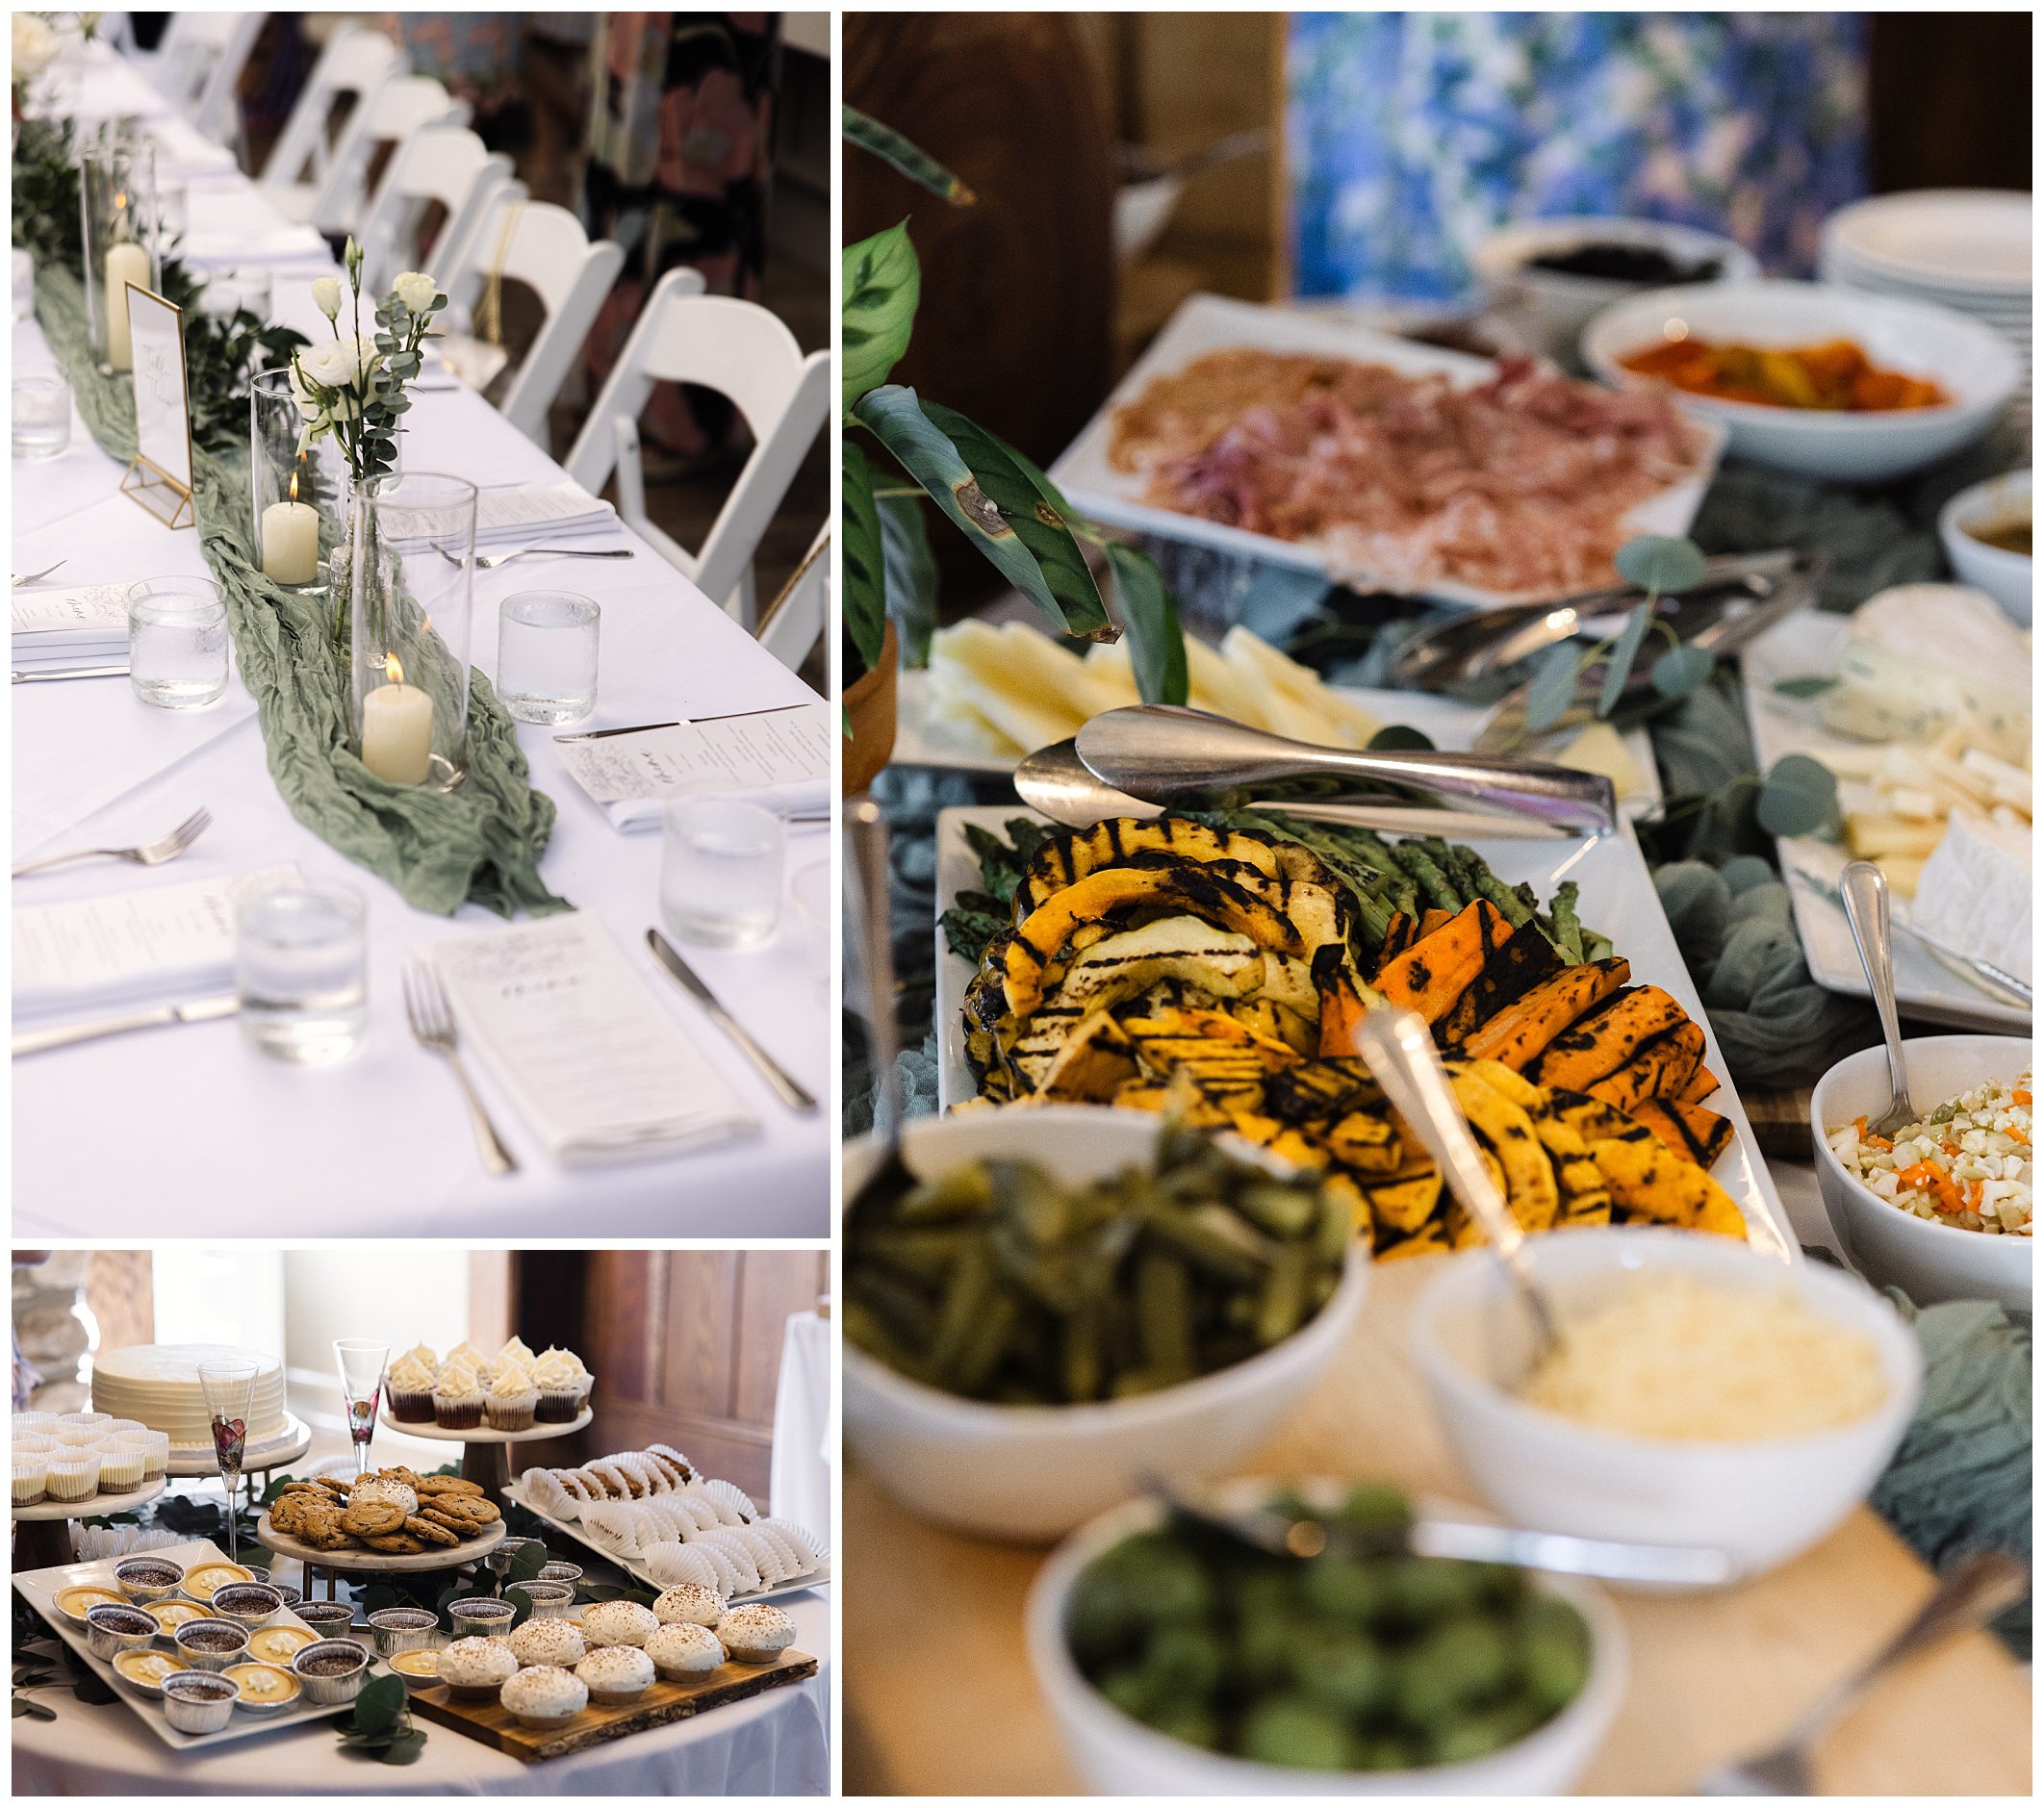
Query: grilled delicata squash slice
1014,819,1286,917
1459,958,1631,1070
1530,984,1690,1090
1586,1135,1748,1237
1448,1069,1560,1231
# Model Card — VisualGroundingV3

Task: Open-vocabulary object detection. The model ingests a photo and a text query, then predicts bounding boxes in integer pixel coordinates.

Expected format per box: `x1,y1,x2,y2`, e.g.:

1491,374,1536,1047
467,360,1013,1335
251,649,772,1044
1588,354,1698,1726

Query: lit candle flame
289,469,299,504
385,654,405,685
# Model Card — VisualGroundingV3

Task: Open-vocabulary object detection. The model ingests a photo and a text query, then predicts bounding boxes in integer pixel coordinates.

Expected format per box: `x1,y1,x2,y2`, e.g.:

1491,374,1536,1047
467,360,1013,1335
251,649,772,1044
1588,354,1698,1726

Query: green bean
895,1162,995,1222
1255,1242,1311,1346
1135,1251,1197,1384
1234,1179,1319,1239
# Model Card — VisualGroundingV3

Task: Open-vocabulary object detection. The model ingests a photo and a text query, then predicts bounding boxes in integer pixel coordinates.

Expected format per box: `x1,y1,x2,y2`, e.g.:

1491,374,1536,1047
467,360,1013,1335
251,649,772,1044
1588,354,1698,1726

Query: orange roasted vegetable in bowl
1617,333,1949,413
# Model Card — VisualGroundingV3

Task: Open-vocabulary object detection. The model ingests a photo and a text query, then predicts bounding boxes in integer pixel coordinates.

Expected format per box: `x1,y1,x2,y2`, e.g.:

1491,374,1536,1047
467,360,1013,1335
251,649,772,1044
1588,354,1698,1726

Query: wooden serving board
408,1649,820,1762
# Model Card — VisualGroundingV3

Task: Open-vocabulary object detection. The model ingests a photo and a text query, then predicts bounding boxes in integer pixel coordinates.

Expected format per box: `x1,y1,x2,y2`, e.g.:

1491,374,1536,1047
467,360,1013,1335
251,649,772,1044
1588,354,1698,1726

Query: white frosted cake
90,1344,292,1455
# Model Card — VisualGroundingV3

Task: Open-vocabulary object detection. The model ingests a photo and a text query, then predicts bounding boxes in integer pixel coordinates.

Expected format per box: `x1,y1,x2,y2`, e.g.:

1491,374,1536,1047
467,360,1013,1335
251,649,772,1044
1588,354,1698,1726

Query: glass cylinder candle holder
347,472,476,792
249,369,347,596
80,137,160,376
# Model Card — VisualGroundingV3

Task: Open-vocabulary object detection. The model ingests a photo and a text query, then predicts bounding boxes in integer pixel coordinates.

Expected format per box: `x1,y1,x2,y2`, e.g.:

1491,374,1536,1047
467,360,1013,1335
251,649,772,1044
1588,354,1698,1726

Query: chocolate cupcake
432,1359,483,1431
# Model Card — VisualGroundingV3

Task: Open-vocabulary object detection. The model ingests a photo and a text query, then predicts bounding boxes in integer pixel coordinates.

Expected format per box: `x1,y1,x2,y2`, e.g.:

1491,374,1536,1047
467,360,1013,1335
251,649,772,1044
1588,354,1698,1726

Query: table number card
557,702,832,832
119,286,195,528
429,912,759,1166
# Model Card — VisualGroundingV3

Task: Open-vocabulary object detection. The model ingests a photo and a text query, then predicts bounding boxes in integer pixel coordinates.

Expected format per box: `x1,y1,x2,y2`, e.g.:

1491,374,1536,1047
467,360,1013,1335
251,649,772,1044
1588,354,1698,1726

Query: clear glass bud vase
345,473,476,792
80,136,159,376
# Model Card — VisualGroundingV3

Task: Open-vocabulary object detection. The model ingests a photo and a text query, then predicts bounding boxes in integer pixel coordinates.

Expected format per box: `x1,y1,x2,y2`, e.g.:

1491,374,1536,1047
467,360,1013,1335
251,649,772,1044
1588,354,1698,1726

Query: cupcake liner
485,1394,537,1433
433,1398,483,1431
386,1389,435,1424
535,1387,581,1423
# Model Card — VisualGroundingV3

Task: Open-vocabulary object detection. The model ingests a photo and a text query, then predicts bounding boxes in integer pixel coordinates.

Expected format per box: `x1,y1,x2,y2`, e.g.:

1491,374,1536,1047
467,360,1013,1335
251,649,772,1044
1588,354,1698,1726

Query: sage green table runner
35,266,567,917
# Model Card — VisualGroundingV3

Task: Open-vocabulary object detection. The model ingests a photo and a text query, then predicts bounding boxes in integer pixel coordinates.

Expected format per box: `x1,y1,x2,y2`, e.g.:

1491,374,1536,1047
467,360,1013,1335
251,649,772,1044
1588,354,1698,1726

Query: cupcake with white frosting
386,1351,438,1424
500,1664,587,1728
485,1362,537,1433
432,1360,484,1431
507,1617,585,1669
580,1600,658,1648
575,1644,653,1706
435,1637,519,1699
717,1605,797,1665
645,1621,725,1679
652,1582,727,1628
533,1349,583,1424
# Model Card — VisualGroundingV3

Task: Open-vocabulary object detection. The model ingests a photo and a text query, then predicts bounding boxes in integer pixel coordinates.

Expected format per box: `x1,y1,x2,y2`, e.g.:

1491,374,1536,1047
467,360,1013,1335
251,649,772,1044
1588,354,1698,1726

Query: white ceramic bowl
1938,469,2031,625
1584,280,2024,480
1025,1484,1626,1795
1410,1228,1921,1580
1811,1034,2032,1311
842,1107,1369,1542
1472,214,1758,365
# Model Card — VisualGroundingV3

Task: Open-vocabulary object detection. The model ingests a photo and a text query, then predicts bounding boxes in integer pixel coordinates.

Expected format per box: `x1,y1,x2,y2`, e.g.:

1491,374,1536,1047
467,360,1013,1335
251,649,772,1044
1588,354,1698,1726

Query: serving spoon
1349,1008,1565,1363
1839,859,1919,1137
1072,706,1617,834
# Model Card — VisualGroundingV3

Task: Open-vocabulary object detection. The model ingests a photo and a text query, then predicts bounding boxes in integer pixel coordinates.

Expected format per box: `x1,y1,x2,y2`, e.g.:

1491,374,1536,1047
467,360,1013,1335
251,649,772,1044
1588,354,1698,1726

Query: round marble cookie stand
387,1408,594,1498
255,1511,508,1603
12,1476,168,1569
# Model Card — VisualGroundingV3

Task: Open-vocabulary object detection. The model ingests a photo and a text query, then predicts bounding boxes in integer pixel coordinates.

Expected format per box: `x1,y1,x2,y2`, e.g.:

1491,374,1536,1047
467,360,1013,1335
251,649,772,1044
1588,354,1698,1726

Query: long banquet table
11,43,830,1237
13,1584,831,1795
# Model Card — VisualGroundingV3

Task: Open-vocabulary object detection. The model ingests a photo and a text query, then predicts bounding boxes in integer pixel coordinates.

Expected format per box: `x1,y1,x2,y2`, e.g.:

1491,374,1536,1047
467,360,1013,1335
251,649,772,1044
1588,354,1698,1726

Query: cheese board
13,1537,372,1750
405,1645,820,1762
501,1481,832,1606
1741,610,2030,1033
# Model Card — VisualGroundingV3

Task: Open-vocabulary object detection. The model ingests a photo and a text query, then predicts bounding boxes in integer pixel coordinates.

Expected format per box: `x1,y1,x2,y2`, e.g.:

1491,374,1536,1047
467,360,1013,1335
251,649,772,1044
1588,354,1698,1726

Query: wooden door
512,1250,827,1511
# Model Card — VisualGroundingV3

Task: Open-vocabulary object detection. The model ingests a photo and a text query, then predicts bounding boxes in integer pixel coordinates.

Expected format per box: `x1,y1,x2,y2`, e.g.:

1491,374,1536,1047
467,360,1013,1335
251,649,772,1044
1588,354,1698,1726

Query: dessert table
841,1252,2029,1796
11,44,829,1237
12,1587,831,1795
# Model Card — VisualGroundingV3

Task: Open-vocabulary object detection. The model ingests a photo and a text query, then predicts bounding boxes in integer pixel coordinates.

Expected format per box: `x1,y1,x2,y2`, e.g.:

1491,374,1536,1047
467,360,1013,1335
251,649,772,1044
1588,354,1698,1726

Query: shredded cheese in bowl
1519,1273,1890,1442
1826,1072,2032,1237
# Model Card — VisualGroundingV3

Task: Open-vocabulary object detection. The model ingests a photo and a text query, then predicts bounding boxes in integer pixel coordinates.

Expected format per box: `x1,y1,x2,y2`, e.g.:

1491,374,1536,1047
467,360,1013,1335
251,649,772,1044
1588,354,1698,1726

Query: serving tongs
1150,1475,1737,1588
1394,548,1813,692
1474,548,1827,754
1060,705,1617,835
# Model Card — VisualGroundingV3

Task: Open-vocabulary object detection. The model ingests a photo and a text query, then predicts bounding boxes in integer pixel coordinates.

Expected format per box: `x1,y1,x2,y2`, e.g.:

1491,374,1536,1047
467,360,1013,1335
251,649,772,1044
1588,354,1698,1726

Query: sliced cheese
1555,721,1645,801
1909,813,2032,983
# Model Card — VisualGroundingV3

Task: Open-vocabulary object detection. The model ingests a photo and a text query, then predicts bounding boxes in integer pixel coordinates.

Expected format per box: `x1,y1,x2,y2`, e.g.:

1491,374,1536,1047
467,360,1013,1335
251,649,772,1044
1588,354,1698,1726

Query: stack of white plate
1820,190,2032,429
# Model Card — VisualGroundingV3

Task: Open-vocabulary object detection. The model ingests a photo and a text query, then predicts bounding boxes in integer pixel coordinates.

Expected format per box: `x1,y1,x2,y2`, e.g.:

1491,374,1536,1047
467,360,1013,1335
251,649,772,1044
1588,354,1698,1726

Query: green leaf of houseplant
842,107,976,204
921,399,1112,640
1597,602,1655,717
841,440,887,675
1757,753,1841,837
840,220,920,416
853,386,1094,634
1106,542,1188,705
879,490,939,667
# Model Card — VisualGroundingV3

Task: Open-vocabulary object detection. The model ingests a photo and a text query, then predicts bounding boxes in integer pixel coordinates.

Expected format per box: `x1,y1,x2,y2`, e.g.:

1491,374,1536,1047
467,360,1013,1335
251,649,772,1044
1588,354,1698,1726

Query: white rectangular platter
13,1537,368,1750
893,672,1664,820
1741,611,2029,1033
502,1483,831,1605
933,804,1796,1261
1045,292,1727,612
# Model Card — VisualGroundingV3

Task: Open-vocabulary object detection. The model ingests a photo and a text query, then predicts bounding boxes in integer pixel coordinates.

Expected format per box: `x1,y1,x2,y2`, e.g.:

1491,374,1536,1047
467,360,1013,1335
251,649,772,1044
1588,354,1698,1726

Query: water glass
497,590,600,724
13,373,70,460
128,577,229,709
660,798,785,949
235,882,368,1064
13,248,34,322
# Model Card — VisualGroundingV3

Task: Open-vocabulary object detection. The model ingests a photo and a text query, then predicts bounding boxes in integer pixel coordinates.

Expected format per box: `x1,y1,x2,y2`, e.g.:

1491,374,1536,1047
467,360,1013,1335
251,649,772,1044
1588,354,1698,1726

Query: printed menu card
13,584,131,666
558,701,831,831
428,912,758,1166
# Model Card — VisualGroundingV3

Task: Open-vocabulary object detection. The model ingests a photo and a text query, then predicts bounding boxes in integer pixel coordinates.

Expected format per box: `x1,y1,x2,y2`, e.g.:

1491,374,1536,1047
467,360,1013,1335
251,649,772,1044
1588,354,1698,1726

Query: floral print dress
579,13,781,458
1288,11,1869,302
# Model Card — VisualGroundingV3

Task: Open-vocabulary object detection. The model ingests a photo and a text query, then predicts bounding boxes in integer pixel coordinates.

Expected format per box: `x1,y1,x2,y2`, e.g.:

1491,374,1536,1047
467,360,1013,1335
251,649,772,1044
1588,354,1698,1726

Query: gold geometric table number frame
118,284,196,530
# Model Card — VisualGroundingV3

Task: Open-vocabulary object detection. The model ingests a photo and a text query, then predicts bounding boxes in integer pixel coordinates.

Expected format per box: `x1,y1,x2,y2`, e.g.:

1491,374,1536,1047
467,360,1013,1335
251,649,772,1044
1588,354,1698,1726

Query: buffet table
13,1588,830,1795
11,47,828,1236
841,1257,2028,1796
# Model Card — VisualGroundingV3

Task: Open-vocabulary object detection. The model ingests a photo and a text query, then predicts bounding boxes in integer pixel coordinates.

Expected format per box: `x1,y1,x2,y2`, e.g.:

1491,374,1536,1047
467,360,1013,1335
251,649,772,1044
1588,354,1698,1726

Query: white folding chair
301,75,470,240
754,524,830,673
442,191,625,446
357,126,514,296
259,26,402,211
564,275,833,624
148,12,263,149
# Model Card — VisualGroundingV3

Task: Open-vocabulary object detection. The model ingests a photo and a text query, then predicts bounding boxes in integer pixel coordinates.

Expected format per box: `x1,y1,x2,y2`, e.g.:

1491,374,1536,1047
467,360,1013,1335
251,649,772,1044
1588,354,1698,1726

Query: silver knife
13,664,131,683
644,929,818,1112
13,992,240,1057
552,704,801,742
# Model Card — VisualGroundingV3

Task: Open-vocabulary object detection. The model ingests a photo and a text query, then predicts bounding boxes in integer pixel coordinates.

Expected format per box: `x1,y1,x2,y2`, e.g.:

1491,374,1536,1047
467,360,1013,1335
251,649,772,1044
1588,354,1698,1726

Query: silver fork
401,962,519,1176
436,545,634,571
11,559,67,586
12,807,213,878
1699,1548,2030,1793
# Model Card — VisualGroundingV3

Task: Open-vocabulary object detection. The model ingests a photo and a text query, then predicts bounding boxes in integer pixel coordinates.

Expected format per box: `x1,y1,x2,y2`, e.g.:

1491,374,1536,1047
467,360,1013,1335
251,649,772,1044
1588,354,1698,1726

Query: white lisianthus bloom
13,14,58,78
298,336,365,391
287,358,322,422
392,270,437,315
311,276,344,321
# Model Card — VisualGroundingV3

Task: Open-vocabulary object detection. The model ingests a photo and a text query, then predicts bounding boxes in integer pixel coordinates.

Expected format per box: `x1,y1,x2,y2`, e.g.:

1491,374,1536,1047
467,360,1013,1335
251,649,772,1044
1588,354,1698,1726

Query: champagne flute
196,1361,258,1567
333,1339,390,1477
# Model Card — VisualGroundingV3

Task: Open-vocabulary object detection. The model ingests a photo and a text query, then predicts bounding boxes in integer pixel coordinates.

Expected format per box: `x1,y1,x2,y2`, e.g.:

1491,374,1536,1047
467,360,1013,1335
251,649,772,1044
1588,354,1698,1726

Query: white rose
311,276,343,321
297,338,362,391
13,15,58,78
391,271,437,315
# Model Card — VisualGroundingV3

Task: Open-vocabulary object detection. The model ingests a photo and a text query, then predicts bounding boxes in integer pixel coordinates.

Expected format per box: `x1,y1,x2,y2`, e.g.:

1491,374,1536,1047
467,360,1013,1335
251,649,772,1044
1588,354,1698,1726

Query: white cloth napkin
472,478,618,547
555,704,833,834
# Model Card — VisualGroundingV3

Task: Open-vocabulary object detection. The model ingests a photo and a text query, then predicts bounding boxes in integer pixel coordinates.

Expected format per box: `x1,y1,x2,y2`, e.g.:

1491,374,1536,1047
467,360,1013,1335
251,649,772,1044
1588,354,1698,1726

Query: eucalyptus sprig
335,1673,427,1766
9,113,82,269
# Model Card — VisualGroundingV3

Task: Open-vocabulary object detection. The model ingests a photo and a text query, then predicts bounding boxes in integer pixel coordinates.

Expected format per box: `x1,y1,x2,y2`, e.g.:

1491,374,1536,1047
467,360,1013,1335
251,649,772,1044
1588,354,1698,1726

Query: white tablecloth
769,1311,834,1536
12,47,830,1237
11,1590,830,1795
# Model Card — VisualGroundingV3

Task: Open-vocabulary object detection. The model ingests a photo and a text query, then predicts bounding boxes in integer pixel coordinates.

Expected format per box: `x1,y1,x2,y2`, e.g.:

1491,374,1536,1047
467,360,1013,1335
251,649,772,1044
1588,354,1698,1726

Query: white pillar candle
103,240,150,370
260,500,320,585
362,665,434,786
